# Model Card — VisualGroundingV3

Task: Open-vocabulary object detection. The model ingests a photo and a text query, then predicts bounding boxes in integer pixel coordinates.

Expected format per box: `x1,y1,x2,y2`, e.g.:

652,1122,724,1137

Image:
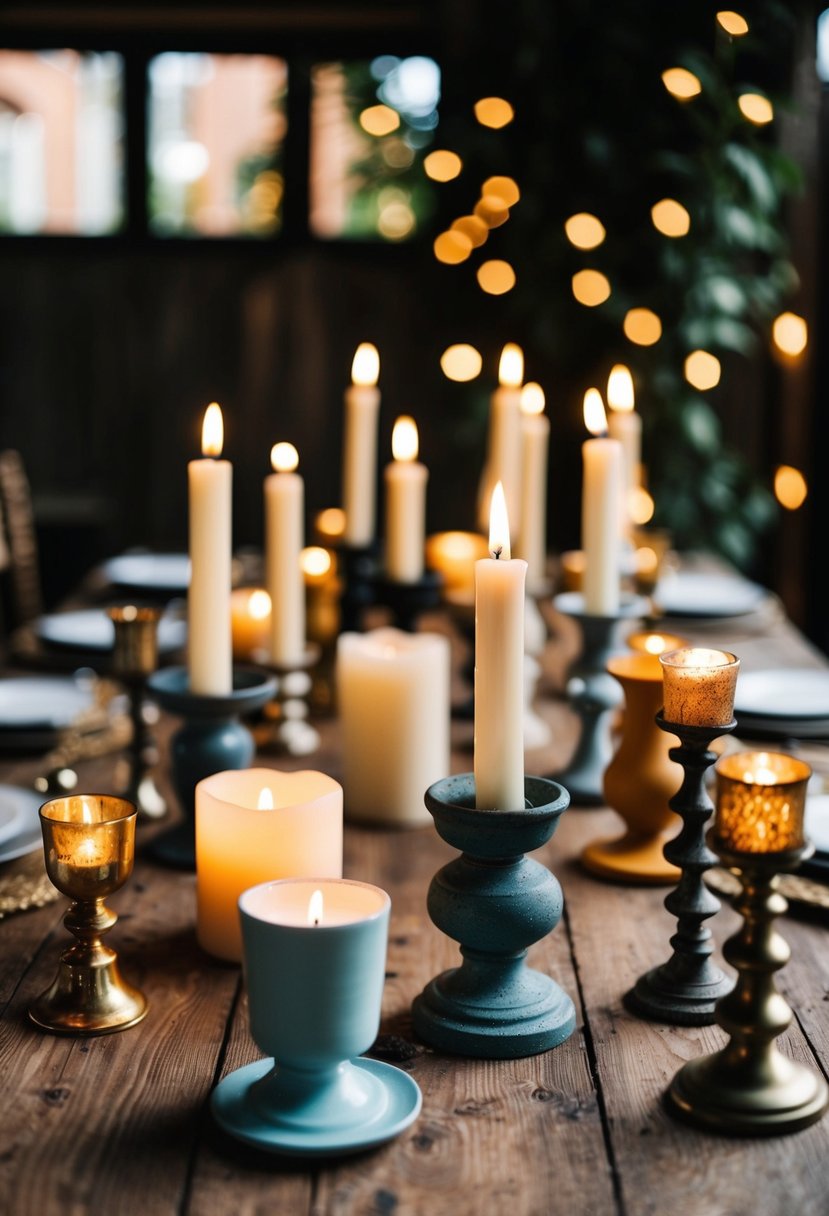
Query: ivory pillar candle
516,382,550,593
342,343,380,547
265,442,305,665
195,767,343,962
478,343,524,537
581,389,623,616
384,416,428,583
337,627,450,826
607,364,642,521
188,402,232,695
474,482,527,811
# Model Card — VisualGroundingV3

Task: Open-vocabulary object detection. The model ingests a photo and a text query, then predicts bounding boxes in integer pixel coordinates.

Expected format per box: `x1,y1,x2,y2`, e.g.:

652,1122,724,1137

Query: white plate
0,677,95,730
0,785,43,863
735,670,829,720
0,798,22,846
36,609,186,654
805,794,829,854
654,571,767,619
102,553,191,594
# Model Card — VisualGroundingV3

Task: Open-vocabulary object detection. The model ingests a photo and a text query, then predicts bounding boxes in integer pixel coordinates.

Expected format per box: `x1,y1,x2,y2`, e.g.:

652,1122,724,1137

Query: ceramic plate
102,553,191,594
0,677,95,731
805,794,829,855
0,785,43,862
654,571,767,619
36,609,186,654
0,798,22,846
735,669,829,720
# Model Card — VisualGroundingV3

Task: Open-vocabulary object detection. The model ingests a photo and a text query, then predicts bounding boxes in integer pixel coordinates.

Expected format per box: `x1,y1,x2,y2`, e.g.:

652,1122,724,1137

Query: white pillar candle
478,343,524,537
342,343,380,547
196,767,343,962
337,627,451,826
384,416,428,583
607,363,642,524
581,389,623,616
516,381,550,594
188,403,232,695
265,442,305,666
474,482,527,811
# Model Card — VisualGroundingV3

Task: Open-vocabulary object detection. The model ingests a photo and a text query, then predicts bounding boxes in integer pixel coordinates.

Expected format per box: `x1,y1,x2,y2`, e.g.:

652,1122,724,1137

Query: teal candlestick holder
412,774,576,1059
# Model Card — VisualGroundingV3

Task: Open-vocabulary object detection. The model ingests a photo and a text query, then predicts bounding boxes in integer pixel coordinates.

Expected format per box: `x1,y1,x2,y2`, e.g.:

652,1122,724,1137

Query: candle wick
493,545,503,560
314,917,319,927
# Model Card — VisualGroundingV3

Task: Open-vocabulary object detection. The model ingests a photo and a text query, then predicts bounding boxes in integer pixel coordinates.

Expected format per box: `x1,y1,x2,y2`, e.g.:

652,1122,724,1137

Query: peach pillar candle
188,402,232,695
660,647,740,728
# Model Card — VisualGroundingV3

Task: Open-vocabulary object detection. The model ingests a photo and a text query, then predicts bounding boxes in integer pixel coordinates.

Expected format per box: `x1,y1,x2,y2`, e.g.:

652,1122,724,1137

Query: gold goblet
29,794,148,1035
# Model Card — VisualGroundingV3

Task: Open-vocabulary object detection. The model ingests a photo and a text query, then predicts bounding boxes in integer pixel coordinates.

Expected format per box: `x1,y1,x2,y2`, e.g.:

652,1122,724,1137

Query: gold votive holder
627,630,690,657
108,604,162,678
29,794,148,1036
660,647,740,728
108,605,167,820
715,751,810,854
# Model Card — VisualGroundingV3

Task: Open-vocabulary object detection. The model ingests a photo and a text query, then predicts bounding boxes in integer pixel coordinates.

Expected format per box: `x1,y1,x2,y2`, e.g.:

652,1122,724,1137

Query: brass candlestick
29,794,148,1036
108,605,167,820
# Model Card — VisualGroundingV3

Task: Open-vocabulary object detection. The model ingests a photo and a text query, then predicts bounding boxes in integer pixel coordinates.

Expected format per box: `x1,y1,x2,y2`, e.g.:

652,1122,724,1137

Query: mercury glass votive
660,647,740,728
715,752,810,854
29,794,147,1036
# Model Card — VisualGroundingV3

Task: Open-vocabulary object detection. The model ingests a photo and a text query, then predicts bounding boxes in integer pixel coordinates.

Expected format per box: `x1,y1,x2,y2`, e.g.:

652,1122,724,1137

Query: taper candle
581,389,623,616
384,416,428,583
479,343,524,537
516,381,550,593
607,364,641,523
342,343,380,547
188,403,232,695
265,442,305,665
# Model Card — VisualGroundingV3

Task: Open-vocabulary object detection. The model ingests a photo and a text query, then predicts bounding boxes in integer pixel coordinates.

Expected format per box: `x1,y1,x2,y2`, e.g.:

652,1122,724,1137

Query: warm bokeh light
583,388,608,436
351,343,379,386
424,149,462,182
201,402,224,457
624,308,662,346
520,382,545,416
607,364,634,412
772,311,808,357
359,104,400,136
483,176,520,207
271,442,299,472
684,350,721,391
738,93,774,125
434,229,473,264
378,202,415,240
451,215,488,248
474,97,514,128
488,481,511,558
315,507,346,540
651,198,691,238
248,589,272,620
499,343,524,388
301,546,332,578
391,415,419,462
564,212,606,250
717,10,749,35
474,195,510,228
478,260,516,294
440,343,483,382
572,269,611,307
629,486,655,526
774,465,808,511
662,67,702,100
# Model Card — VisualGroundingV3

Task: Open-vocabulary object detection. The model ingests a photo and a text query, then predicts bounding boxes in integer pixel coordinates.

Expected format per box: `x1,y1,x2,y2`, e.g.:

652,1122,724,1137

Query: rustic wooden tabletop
0,596,827,1216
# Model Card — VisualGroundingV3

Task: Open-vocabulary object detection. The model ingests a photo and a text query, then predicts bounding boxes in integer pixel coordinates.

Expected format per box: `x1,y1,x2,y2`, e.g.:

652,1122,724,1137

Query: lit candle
581,389,623,615
337,627,451,826
230,588,272,661
627,629,690,657
265,442,305,666
515,381,550,593
384,416,428,583
342,343,380,547
606,363,642,524
474,482,527,810
195,767,343,962
479,343,524,537
188,403,232,695
660,647,740,728
425,531,489,598
715,751,810,853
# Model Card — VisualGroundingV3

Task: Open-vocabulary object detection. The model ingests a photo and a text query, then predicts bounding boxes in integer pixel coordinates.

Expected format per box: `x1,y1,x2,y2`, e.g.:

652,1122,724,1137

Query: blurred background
0,0,826,650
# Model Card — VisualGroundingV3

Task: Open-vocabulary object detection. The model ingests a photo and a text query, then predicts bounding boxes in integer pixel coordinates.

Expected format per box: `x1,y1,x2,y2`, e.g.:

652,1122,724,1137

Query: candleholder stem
373,570,443,632
412,774,575,1059
124,679,167,819
667,839,829,1134
626,714,735,1025
253,646,322,757
337,545,377,633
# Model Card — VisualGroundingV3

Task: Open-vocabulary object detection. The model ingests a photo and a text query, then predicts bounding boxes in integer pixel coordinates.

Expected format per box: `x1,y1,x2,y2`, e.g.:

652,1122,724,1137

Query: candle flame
583,388,608,437
81,798,94,825
202,403,224,457
607,364,634,412
488,481,511,560
392,415,419,462
351,342,380,387
644,634,668,655
520,382,545,416
498,343,524,387
271,442,299,473
248,589,271,620
308,888,324,926
257,787,274,810
301,546,332,577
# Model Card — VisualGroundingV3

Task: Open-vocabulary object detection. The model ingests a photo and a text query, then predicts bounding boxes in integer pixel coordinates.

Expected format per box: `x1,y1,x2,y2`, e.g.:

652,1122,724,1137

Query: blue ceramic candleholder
374,569,443,632
412,774,576,1059
549,592,647,806
146,666,276,869
212,878,422,1156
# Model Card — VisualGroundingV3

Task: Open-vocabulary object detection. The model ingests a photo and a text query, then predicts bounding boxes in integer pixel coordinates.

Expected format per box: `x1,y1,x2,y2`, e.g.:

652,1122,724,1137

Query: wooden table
1,597,828,1216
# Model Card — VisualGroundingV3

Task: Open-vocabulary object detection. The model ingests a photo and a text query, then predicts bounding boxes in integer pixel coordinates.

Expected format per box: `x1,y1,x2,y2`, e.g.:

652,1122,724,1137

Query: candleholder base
582,832,680,885
412,774,575,1059
146,666,277,870
337,544,377,633
212,1056,422,1157
626,714,736,1026
373,569,443,632
252,645,322,757
666,839,829,1135
548,593,647,806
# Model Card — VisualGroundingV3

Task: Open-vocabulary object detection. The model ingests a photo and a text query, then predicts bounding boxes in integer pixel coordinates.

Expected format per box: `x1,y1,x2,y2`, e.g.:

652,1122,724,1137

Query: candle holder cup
146,666,277,869
412,774,576,1059
374,568,443,633
252,645,322,758
108,605,167,821
29,794,147,1036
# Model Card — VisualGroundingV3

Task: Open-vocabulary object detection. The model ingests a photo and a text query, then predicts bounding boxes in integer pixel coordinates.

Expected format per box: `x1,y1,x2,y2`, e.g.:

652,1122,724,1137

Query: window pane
0,50,124,235
310,56,440,241
148,53,287,237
